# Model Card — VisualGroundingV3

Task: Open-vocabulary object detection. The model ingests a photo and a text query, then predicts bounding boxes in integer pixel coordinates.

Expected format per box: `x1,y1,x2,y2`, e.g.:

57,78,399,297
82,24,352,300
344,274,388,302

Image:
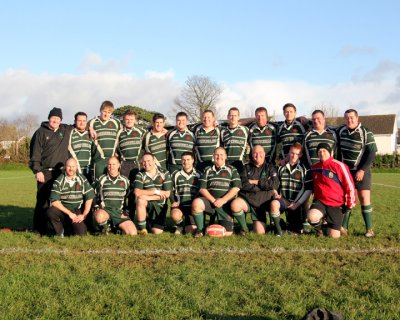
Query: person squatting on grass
336,108,378,237
30,107,73,235
170,151,200,235
230,145,279,235
134,152,172,235
94,156,137,235
191,147,242,237
47,158,94,236
307,143,356,238
271,142,313,235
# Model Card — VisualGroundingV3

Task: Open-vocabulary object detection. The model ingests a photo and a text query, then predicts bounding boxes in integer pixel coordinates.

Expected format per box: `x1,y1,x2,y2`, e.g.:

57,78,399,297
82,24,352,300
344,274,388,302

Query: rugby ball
206,224,226,237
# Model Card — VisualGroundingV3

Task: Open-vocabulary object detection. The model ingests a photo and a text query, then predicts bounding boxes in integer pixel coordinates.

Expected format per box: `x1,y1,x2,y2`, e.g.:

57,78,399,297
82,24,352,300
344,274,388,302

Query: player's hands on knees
36,172,45,183
213,198,226,208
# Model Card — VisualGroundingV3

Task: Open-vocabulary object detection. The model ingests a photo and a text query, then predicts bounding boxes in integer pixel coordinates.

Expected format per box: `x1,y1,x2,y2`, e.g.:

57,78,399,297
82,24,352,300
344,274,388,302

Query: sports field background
0,168,399,319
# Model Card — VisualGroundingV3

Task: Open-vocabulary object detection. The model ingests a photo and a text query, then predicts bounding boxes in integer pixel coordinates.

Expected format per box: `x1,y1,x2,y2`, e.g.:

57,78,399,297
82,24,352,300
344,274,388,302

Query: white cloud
0,59,398,130
78,52,131,73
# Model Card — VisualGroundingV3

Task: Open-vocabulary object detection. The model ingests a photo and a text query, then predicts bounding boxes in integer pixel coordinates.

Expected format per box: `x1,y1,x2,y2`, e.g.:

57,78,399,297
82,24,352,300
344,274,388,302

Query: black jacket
238,161,279,208
29,122,72,173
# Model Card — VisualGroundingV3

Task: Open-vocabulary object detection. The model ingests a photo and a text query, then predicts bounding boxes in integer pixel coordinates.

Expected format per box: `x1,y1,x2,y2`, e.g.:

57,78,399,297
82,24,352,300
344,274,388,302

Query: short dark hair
176,112,188,119
74,111,87,121
255,107,268,117
283,103,296,112
312,109,325,117
202,110,214,117
141,151,155,159
228,107,240,116
123,110,137,118
152,113,165,122
181,151,195,160
345,109,358,117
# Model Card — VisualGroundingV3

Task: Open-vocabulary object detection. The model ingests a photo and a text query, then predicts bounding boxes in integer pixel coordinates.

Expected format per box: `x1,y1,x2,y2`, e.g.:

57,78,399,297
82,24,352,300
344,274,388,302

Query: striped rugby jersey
194,126,221,163
50,173,95,211
89,117,122,160
277,162,312,203
249,122,278,163
199,165,241,198
171,168,200,207
118,126,146,162
304,127,337,167
278,120,307,159
143,130,168,169
337,123,377,170
95,174,130,211
220,125,249,163
167,129,195,166
68,129,92,173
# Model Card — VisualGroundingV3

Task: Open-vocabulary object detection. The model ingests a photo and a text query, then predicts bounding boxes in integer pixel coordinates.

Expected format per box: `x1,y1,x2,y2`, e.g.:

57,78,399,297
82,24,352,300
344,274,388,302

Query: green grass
0,169,399,319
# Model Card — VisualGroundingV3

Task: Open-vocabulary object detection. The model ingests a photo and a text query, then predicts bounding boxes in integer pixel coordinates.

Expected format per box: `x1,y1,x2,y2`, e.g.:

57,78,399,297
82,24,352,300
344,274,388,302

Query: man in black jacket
230,145,280,235
29,107,73,235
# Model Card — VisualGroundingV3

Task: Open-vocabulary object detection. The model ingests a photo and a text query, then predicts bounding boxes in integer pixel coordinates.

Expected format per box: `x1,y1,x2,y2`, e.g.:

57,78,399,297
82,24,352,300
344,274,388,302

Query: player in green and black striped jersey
191,147,242,237
143,113,168,170
194,110,220,172
68,112,93,181
118,110,146,180
89,101,122,180
167,112,195,174
93,156,137,235
271,143,313,234
278,103,309,162
170,152,200,234
337,109,378,237
134,152,172,235
249,107,278,164
304,110,337,167
220,107,249,172
48,158,95,236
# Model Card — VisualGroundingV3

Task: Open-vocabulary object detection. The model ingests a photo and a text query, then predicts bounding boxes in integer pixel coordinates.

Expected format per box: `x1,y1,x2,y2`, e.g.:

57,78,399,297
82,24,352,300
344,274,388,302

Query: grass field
0,168,399,319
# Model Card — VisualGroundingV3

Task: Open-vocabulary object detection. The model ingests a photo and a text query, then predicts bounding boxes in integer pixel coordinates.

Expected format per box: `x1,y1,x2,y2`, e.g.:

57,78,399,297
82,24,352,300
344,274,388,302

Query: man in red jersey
307,143,356,238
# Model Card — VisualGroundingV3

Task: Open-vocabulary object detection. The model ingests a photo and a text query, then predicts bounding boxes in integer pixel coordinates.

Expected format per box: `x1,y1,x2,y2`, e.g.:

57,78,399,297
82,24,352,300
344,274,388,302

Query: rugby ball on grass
206,224,226,237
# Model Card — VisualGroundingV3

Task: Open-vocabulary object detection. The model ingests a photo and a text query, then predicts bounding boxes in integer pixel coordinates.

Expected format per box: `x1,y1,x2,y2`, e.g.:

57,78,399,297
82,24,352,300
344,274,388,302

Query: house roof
0,126,17,141
326,114,397,135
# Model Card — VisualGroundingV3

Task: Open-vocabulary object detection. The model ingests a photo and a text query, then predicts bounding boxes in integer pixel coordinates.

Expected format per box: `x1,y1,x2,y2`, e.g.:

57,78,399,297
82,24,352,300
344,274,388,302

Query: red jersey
312,157,356,208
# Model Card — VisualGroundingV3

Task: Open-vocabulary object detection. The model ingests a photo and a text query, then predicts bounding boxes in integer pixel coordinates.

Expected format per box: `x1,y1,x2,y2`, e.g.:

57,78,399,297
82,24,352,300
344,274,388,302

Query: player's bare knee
192,198,204,212
230,198,244,212
307,209,323,224
270,200,280,212
94,210,109,224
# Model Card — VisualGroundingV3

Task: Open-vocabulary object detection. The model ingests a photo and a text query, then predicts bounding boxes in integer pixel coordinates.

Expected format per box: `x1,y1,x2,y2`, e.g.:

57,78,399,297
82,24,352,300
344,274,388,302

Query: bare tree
172,75,223,123
16,113,39,138
312,103,340,118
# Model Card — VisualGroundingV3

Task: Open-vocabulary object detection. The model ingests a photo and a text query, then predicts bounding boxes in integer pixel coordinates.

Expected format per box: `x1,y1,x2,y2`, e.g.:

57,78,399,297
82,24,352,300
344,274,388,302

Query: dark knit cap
317,143,332,154
48,107,63,120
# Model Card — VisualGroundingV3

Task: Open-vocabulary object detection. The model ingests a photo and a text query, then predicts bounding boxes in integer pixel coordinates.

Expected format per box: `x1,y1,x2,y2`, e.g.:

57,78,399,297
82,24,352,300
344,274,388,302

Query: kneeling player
270,143,312,235
230,145,279,235
191,147,242,237
134,152,172,235
170,152,200,235
94,156,137,235
307,143,356,238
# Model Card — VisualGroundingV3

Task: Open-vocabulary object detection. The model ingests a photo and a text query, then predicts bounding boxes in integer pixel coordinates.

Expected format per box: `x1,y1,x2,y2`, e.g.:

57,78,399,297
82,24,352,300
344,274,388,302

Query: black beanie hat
317,142,332,154
48,107,63,120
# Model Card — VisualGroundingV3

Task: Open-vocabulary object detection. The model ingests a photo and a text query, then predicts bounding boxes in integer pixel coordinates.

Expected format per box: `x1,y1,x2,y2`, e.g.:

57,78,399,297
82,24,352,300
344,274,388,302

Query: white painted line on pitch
0,247,399,255
372,183,400,189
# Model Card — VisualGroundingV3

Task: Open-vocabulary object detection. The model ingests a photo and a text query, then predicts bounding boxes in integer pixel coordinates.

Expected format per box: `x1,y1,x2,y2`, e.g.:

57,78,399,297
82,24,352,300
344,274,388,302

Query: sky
0,0,399,124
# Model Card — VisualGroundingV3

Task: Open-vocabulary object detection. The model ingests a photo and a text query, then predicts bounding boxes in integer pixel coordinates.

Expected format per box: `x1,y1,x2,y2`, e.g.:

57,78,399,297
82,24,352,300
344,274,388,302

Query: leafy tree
173,75,223,123
113,105,159,127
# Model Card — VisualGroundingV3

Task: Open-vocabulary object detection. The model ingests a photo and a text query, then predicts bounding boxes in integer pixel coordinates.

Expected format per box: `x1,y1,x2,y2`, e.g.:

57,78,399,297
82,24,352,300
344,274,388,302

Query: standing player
278,103,308,163
94,156,137,235
307,143,356,238
249,107,278,164
166,112,195,174
337,109,377,237
118,110,146,181
143,113,168,170
194,110,221,172
220,107,249,172
134,152,172,235
191,147,242,237
230,145,279,235
68,112,92,181
30,107,73,235
271,143,313,234
89,101,122,180
47,158,94,236
304,110,337,167
170,152,200,234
